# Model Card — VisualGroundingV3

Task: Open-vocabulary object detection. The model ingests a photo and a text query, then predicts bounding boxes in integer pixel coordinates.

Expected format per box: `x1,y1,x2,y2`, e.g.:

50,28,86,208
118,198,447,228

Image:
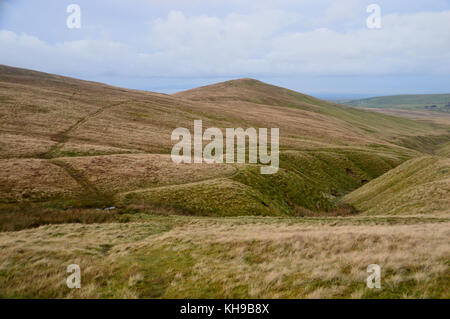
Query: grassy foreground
0,215,448,299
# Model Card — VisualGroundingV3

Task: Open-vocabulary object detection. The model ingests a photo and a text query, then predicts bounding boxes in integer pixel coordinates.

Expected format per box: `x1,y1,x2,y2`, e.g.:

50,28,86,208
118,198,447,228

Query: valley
0,65,449,298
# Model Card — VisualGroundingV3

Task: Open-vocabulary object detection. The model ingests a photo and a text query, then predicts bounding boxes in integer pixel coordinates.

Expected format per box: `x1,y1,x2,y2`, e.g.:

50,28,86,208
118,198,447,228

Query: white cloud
268,10,450,75
324,0,363,22
1,9,449,78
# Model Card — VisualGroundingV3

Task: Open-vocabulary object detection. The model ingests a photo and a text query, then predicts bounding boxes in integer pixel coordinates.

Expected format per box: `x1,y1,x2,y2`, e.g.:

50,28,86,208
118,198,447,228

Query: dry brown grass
0,158,84,202
57,142,140,157
0,216,448,298
174,78,447,143
293,203,357,217
366,108,450,126
60,154,237,193
0,206,120,232
2,65,445,159
0,133,57,159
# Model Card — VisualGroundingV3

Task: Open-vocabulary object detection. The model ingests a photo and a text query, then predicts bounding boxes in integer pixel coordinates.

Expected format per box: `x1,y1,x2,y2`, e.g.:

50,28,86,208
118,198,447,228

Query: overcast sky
1,0,449,98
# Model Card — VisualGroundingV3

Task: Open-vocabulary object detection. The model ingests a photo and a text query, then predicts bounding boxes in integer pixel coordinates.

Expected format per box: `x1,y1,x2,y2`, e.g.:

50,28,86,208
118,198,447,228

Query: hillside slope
343,156,450,215
1,65,450,228
175,79,450,153
174,79,446,137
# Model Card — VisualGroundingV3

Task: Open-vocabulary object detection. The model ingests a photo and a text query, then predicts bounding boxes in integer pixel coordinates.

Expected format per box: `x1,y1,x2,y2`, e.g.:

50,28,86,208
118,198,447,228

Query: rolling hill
1,65,449,299
1,64,449,229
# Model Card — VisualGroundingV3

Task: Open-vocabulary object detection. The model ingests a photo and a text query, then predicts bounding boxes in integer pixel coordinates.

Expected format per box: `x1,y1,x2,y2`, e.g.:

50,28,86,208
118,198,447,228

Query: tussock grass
0,158,84,203
61,154,237,193
0,216,448,298
0,206,121,232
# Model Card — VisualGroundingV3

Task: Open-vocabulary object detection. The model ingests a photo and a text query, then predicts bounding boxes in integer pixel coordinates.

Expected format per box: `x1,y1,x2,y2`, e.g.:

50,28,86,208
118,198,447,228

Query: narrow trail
49,159,100,195
41,99,131,203
48,157,242,208
41,101,130,159
117,165,241,197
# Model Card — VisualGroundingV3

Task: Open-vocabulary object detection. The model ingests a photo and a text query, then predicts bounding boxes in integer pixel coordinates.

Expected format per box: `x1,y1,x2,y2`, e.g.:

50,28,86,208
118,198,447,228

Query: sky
0,0,449,99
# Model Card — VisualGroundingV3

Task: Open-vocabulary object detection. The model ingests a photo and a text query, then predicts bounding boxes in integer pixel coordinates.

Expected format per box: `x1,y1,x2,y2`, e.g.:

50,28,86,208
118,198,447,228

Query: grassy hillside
343,156,450,215
1,65,449,227
437,142,450,157
342,94,450,110
175,79,446,142
1,65,449,299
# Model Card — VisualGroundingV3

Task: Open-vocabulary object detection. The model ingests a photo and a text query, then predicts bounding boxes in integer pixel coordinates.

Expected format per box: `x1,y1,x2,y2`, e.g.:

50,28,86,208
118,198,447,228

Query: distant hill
340,94,450,110
0,64,449,226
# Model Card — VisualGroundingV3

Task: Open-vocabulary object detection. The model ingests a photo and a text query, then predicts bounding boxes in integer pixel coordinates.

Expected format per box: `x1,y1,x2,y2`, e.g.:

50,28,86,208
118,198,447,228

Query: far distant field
340,94,450,109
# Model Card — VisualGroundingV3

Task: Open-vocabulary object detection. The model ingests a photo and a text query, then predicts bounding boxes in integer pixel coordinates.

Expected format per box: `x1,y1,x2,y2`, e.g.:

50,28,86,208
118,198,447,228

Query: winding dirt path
41,101,130,158
117,165,241,197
